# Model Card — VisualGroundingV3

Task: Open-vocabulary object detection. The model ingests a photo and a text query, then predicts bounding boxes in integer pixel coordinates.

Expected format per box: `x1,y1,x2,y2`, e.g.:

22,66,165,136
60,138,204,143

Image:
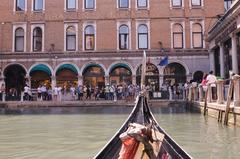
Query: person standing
0,83,5,101
206,71,217,100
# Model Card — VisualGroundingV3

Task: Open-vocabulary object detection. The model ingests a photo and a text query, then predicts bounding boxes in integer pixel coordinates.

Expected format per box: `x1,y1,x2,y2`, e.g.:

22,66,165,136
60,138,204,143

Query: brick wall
0,0,224,53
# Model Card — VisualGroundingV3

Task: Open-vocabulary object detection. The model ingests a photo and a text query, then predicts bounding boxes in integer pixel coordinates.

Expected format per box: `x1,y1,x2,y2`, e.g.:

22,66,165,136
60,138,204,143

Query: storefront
136,63,159,91
109,64,132,85
83,64,105,88
30,64,52,88
163,62,186,86
56,64,78,87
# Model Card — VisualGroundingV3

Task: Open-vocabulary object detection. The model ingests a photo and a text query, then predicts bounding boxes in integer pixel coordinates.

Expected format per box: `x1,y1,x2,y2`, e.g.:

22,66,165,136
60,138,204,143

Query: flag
159,56,168,66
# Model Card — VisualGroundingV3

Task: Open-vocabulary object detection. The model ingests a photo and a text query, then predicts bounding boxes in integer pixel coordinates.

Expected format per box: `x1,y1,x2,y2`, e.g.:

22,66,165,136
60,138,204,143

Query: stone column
105,75,110,85
219,43,225,78
209,50,215,73
132,75,136,85
78,75,83,86
231,34,239,74
233,75,240,107
216,80,224,104
51,76,56,88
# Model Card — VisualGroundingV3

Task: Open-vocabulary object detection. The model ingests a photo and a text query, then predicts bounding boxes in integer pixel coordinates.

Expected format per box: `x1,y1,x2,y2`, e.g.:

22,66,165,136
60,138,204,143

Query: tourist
70,85,76,100
23,84,30,101
57,86,62,101
206,71,217,100
105,85,110,100
86,86,91,100
0,83,5,101
37,85,42,101
168,84,173,100
53,86,58,101
41,84,47,100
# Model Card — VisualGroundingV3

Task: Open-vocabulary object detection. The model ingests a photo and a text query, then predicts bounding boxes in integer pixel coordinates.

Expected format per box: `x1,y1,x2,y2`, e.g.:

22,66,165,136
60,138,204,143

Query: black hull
94,96,192,159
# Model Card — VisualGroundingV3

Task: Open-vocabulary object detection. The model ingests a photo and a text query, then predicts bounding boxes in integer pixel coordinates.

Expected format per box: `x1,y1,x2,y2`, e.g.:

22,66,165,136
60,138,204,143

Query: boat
94,51,191,159
94,95,191,159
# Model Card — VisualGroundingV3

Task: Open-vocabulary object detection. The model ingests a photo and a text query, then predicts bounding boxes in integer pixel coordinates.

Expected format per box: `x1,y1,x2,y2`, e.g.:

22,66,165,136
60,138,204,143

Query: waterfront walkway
0,99,185,108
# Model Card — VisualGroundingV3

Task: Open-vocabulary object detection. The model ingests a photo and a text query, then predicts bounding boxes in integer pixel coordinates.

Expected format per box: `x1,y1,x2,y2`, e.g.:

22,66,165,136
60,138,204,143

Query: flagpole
141,50,146,91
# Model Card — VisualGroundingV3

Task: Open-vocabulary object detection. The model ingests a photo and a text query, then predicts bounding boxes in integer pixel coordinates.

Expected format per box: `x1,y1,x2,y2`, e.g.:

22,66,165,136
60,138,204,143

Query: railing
186,75,240,125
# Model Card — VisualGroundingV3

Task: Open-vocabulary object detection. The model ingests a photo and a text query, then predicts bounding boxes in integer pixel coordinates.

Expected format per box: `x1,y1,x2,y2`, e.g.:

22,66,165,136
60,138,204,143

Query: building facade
0,0,224,96
208,0,240,79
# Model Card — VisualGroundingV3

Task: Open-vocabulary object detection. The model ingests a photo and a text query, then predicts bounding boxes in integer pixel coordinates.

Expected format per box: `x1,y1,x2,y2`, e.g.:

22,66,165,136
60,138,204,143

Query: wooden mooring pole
224,80,234,125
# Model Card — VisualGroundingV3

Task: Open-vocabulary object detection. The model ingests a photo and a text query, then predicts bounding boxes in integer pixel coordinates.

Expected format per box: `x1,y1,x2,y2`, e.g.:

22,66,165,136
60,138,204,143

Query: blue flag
159,56,168,66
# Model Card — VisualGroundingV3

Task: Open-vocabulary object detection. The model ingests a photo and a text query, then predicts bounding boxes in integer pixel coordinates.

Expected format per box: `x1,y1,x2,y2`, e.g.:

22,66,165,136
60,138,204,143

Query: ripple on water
0,110,240,159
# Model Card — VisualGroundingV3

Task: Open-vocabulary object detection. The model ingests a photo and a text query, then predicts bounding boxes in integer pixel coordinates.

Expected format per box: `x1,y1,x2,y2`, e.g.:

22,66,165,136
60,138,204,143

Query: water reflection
0,106,239,159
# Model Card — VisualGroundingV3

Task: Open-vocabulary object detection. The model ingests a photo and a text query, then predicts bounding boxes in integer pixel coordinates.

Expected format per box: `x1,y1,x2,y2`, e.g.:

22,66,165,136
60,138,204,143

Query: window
173,24,183,49
138,24,148,49
16,0,25,11
66,26,76,51
192,23,203,48
119,25,129,50
191,0,201,6
172,0,182,7
67,0,76,10
33,0,43,11
15,28,24,52
137,0,147,8
33,27,42,51
119,0,129,8
85,0,94,9
84,25,95,50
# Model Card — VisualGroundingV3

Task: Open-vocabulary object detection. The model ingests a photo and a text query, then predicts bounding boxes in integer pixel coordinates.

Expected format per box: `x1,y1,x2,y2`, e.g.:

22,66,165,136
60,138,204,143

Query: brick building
0,0,224,98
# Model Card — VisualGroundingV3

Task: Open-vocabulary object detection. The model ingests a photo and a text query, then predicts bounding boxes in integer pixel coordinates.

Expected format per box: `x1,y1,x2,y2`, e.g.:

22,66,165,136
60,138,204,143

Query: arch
54,62,80,76
80,62,107,76
163,62,187,85
28,63,53,76
107,61,134,76
108,62,133,85
3,64,27,100
82,62,106,88
28,63,53,88
55,63,79,87
136,63,159,91
3,63,27,76
159,60,190,75
193,70,204,83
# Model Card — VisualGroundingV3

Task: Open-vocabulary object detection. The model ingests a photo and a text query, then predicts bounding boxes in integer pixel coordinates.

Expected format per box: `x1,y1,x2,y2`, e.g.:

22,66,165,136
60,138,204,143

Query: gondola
94,94,192,159
94,51,192,159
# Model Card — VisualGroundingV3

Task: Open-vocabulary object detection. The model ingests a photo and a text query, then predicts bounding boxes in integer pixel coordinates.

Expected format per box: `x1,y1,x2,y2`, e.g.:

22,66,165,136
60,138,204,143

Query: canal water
0,106,240,159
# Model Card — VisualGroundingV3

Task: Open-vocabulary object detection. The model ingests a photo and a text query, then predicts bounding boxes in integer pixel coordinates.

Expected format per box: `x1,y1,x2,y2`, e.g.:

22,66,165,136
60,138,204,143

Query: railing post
207,84,212,102
187,86,192,101
193,85,198,101
233,75,240,107
2,92,5,102
198,85,203,102
21,92,24,102
216,80,224,104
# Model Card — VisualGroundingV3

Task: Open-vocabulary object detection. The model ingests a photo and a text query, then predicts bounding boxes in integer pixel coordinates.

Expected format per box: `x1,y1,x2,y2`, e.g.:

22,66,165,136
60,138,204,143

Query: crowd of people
22,83,142,102
1,70,228,102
